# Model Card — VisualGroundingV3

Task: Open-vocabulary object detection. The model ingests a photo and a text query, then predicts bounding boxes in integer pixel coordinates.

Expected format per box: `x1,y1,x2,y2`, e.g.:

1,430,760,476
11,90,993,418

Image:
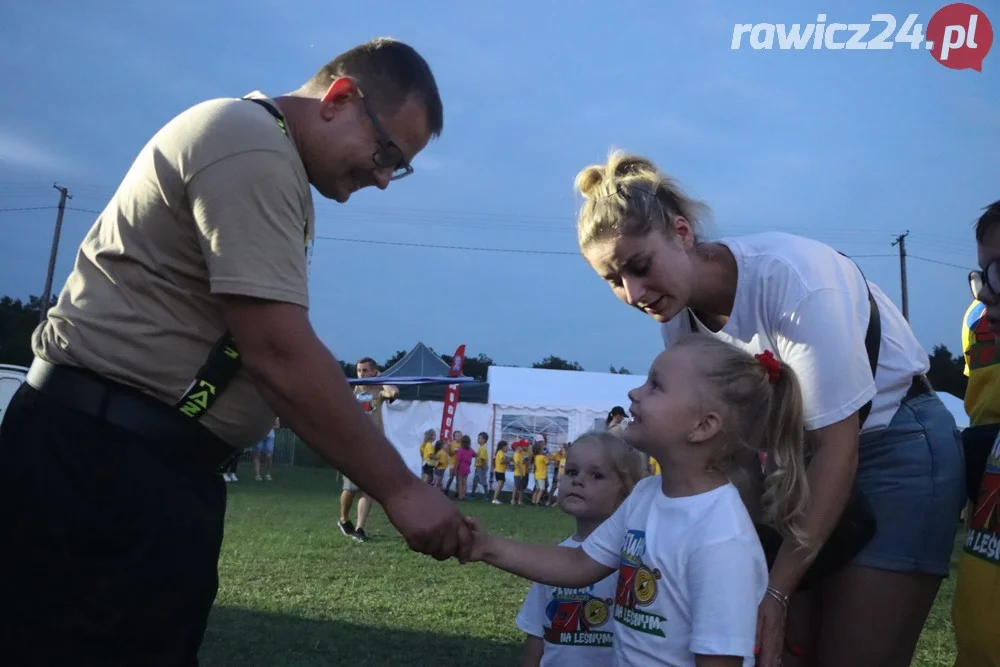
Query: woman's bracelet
765,586,789,609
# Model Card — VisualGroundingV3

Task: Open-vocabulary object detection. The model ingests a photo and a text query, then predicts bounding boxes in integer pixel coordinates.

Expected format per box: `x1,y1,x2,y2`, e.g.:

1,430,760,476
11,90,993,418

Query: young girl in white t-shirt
463,335,812,667
515,430,648,666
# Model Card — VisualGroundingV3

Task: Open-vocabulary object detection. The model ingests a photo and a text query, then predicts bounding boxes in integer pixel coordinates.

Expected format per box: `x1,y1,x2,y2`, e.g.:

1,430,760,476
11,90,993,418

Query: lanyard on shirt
175,96,310,421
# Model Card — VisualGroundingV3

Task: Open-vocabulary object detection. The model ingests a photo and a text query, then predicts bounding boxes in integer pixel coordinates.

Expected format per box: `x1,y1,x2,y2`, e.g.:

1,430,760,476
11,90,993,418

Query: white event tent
381,351,643,480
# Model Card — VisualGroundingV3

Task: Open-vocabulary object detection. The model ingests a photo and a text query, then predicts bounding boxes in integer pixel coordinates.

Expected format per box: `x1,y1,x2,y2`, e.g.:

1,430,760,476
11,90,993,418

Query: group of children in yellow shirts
418,428,662,506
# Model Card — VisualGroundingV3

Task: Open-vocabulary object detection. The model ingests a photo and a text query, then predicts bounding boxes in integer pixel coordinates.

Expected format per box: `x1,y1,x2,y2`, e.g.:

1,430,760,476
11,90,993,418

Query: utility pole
40,184,72,323
892,231,909,321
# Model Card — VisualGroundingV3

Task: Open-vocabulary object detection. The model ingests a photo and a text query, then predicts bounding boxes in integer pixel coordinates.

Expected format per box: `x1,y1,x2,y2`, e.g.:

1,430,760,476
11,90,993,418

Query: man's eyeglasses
356,88,414,181
969,259,1000,299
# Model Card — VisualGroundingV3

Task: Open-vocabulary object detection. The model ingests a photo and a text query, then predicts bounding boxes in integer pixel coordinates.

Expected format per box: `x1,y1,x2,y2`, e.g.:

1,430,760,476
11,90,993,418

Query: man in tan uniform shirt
0,38,469,665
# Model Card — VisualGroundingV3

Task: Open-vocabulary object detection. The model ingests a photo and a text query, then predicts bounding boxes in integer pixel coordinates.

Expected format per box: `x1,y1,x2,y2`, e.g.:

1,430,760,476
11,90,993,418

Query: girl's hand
755,594,787,667
459,516,489,564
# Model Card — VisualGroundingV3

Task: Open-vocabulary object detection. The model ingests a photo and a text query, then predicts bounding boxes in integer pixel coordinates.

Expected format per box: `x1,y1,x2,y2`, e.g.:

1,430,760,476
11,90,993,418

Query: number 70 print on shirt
614,529,667,637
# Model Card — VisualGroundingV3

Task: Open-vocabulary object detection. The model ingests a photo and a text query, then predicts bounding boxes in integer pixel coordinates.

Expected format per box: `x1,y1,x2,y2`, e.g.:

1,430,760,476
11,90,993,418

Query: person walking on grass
470,431,490,499
492,441,510,505
420,429,437,485
0,38,470,666
531,442,548,506
443,430,463,496
339,356,399,542
455,435,476,501
253,417,279,481
434,440,449,488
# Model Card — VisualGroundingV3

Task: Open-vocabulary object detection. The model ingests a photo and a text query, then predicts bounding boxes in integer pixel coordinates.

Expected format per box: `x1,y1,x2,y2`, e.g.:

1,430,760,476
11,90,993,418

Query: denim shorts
254,432,275,455
853,393,966,576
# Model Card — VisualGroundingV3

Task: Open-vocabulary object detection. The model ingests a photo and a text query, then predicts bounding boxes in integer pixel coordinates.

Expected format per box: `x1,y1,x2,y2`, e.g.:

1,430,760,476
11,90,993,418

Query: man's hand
383,477,470,560
382,384,400,400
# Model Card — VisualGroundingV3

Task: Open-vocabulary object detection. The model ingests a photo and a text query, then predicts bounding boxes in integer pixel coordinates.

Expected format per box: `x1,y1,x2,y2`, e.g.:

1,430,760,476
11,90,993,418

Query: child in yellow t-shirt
531,443,549,505
491,441,510,505
433,440,449,488
443,431,462,495
471,432,490,499
420,429,436,485
547,446,565,507
511,445,528,506
953,202,1000,667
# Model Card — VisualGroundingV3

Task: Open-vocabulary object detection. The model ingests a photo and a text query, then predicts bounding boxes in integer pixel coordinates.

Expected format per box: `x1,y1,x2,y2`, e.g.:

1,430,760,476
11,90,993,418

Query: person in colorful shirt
340,357,399,543
515,430,647,666
961,292,1000,506
492,441,510,505
470,432,491,499
464,336,810,666
953,199,1000,667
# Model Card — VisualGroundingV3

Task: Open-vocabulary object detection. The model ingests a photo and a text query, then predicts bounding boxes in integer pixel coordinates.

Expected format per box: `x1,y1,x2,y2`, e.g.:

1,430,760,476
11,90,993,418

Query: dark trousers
0,383,227,666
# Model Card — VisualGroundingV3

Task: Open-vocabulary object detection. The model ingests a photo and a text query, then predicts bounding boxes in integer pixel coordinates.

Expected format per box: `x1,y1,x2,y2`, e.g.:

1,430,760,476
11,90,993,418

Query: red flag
440,344,466,443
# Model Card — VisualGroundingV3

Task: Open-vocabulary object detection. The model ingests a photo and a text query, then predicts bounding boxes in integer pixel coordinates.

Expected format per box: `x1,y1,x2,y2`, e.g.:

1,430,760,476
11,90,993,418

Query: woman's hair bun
574,165,606,200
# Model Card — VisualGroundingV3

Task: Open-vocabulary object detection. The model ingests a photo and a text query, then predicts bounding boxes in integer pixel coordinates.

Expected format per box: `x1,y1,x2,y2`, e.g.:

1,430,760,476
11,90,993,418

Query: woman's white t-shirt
661,232,929,431
515,536,618,667
581,477,768,666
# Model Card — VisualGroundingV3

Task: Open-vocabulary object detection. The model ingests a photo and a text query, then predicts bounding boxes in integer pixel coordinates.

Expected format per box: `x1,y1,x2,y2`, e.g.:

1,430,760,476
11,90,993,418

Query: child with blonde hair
433,440,448,489
420,429,436,485
514,430,647,666
463,335,811,667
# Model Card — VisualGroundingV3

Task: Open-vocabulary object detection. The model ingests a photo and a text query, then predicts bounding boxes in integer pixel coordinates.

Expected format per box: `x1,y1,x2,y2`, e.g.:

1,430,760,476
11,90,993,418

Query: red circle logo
927,3,993,71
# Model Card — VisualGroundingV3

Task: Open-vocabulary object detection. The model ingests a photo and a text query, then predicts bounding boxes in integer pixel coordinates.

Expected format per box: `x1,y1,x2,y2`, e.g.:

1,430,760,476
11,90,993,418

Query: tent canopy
381,342,489,403
487,365,643,410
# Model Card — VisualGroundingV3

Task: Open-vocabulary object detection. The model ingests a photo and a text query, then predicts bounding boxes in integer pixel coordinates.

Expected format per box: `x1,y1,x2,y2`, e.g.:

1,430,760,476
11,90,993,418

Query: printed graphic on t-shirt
542,585,614,647
613,529,666,637
966,436,1000,564
966,303,999,371
355,390,377,415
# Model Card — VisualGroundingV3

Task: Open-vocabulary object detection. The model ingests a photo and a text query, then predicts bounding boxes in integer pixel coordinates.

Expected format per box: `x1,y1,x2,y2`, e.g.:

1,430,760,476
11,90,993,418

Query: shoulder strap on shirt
843,253,881,430
686,253,882,430
175,96,293,421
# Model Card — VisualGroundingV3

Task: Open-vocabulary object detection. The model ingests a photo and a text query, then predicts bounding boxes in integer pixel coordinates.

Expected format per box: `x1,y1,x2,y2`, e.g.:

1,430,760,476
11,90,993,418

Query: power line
0,198,976,267
909,255,972,271
0,206,57,213
314,235,580,255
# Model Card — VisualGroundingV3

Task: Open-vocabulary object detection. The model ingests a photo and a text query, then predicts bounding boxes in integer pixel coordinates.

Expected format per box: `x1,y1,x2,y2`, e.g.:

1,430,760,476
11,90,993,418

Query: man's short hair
975,199,1000,244
308,37,443,137
356,357,378,368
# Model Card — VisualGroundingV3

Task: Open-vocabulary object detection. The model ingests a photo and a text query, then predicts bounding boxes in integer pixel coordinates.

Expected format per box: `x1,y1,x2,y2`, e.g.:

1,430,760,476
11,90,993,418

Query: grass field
203,467,960,667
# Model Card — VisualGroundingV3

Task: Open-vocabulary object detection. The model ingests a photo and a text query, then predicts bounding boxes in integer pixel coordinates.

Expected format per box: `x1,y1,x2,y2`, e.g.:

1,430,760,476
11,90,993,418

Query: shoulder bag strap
175,96,294,420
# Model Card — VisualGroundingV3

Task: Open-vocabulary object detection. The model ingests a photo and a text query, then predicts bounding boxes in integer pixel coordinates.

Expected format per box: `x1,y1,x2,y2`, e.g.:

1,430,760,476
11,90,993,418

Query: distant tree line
0,293,970,398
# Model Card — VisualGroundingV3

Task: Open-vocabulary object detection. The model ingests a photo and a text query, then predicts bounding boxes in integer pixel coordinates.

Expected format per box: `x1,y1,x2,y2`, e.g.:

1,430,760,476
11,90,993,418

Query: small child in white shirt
462,335,813,667
515,430,648,666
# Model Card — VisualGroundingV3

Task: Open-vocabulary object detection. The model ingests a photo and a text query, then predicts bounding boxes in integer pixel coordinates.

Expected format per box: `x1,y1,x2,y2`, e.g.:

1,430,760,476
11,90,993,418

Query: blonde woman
572,150,965,667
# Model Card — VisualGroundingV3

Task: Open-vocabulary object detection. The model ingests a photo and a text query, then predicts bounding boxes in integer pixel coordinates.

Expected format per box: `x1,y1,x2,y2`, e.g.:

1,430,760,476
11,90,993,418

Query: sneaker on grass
338,520,356,538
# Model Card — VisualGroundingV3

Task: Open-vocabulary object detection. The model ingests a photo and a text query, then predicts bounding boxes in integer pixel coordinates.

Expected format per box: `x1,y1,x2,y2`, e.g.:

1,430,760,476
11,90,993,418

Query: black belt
26,358,239,471
904,374,933,402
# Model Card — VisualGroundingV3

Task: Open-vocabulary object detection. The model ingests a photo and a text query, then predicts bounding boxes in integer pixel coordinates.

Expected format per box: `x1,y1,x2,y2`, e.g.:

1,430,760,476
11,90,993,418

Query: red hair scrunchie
754,349,781,382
